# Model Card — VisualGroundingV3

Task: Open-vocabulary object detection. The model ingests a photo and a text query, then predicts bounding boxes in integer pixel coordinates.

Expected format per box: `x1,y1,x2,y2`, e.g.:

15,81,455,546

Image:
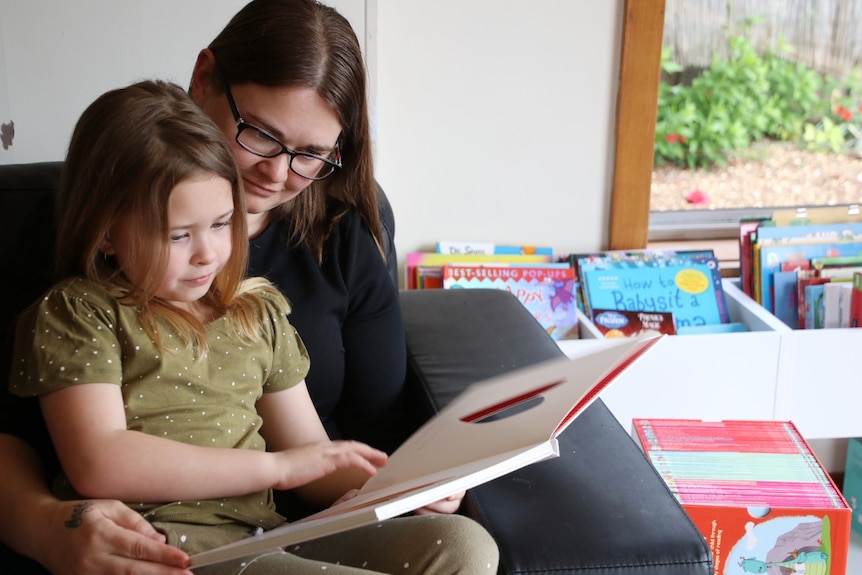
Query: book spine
852,272,862,328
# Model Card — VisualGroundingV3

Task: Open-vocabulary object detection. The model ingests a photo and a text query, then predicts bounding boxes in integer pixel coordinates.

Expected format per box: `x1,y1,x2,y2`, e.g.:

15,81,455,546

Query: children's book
754,221,862,245
803,283,827,329
405,252,552,290
189,336,664,568
442,264,578,340
770,205,862,227
435,241,553,257
772,269,800,328
590,309,676,338
811,255,862,281
568,249,714,280
852,272,862,328
739,217,771,296
796,274,831,330
564,250,715,315
822,282,854,329
754,239,862,313
632,419,851,575
578,254,729,329
748,221,862,310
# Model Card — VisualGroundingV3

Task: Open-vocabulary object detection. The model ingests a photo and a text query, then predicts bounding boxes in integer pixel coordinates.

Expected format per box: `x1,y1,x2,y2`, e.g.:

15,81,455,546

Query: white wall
0,0,364,163
375,1,621,261
0,0,621,266
0,1,245,162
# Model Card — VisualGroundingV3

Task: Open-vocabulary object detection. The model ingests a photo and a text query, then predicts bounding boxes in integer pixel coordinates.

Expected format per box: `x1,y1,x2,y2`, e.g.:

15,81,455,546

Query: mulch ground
650,142,862,212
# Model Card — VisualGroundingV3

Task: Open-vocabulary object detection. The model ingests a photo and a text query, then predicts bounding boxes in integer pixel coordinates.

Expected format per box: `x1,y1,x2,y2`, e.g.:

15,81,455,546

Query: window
611,0,861,250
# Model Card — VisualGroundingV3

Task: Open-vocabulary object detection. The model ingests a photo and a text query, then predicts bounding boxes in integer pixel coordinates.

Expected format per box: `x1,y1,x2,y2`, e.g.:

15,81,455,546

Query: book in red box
632,419,850,575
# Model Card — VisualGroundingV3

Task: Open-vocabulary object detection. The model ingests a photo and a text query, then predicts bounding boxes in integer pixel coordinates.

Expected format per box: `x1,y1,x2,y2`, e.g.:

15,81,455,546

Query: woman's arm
39,383,386,503
0,433,192,575
257,382,386,507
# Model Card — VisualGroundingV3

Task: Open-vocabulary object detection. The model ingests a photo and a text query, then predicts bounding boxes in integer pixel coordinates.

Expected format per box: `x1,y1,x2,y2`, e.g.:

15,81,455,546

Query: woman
192,0,412,455
0,1,492,574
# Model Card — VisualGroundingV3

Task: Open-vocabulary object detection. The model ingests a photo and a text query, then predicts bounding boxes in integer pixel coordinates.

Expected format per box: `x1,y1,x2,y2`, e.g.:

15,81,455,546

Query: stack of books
632,418,851,575
568,249,739,336
407,241,579,340
738,206,862,329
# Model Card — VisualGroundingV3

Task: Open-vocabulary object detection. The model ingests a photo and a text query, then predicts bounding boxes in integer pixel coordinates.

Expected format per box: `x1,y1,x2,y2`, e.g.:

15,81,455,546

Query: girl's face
195,70,342,235
106,176,235,312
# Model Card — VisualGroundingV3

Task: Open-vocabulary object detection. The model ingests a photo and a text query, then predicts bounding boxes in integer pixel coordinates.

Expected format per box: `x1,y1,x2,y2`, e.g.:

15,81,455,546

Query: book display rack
560,279,862,441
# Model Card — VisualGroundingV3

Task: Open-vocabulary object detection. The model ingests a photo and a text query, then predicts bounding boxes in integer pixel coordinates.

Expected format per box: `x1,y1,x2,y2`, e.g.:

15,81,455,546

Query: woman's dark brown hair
206,0,381,260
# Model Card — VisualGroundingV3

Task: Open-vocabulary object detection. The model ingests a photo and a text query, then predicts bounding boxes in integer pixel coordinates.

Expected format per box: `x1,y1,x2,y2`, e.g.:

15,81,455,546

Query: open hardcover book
190,334,663,568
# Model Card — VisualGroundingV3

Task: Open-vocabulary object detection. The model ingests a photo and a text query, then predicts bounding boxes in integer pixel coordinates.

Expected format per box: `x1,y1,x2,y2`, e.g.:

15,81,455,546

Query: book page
190,334,662,568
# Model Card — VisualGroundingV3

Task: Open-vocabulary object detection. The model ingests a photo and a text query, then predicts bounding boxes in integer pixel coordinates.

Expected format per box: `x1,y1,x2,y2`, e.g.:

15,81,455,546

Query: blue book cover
580,256,729,328
772,269,800,328
675,322,748,335
576,249,715,275
803,283,827,329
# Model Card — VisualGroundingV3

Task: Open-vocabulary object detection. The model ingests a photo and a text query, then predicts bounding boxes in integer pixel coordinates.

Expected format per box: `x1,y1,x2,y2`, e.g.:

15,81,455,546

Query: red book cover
851,272,862,328
739,218,770,297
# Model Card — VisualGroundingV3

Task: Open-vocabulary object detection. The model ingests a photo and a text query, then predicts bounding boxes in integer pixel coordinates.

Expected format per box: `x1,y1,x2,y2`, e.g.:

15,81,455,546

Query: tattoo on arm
64,501,94,529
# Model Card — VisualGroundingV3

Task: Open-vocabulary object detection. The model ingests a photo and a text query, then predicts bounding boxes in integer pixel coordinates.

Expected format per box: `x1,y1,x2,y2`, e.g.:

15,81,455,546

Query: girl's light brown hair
56,79,271,353
204,0,381,261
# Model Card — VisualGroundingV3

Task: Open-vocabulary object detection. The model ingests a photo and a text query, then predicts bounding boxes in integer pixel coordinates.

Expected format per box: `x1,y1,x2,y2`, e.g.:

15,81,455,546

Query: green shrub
654,22,858,169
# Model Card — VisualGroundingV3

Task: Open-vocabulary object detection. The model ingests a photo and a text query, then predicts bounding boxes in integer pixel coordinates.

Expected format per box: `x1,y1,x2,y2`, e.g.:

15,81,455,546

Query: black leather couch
0,161,712,575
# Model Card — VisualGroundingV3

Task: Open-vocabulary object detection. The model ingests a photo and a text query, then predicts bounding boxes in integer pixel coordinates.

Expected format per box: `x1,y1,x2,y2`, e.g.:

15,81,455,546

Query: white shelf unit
558,279,862,441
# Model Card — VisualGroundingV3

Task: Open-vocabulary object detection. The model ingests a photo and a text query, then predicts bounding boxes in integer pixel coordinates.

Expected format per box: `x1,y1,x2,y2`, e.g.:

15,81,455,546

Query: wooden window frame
609,0,666,250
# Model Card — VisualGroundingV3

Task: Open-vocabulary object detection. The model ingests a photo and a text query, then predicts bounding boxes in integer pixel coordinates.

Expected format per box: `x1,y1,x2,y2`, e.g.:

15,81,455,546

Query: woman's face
196,72,342,233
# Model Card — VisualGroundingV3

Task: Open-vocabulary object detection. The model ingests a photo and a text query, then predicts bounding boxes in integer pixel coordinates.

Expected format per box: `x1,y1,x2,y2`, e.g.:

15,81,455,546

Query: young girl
7,80,498,574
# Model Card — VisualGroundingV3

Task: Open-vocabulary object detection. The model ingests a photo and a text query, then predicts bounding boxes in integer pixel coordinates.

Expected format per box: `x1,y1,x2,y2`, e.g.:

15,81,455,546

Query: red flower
664,133,687,144
835,106,852,122
685,190,709,205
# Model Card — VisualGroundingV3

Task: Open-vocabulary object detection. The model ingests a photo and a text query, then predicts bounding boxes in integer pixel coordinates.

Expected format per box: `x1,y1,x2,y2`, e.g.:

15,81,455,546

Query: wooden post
608,0,666,250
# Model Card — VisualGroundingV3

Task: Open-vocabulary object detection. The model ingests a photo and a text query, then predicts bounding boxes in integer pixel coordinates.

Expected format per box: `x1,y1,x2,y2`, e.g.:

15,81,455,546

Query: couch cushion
400,289,712,575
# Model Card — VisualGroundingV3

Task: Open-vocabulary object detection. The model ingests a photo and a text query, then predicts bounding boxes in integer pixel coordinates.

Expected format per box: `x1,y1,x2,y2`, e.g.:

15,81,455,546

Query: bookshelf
557,278,862,441
560,277,862,573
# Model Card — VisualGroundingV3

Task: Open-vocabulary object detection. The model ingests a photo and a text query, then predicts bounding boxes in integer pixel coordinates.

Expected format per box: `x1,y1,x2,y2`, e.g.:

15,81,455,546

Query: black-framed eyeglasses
222,83,342,181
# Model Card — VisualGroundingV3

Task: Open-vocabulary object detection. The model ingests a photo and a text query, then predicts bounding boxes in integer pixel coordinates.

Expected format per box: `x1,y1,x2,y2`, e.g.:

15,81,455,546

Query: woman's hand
0,435,190,575
413,490,466,515
39,499,192,575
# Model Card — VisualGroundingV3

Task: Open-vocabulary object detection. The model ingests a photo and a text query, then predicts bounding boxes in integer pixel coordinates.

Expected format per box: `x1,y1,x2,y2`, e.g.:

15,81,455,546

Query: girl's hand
331,488,361,507
413,490,466,515
39,498,192,575
271,440,387,491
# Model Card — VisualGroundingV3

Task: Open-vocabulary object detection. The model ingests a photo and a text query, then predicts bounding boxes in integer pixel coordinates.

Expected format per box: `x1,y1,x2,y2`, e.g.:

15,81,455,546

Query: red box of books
632,419,850,575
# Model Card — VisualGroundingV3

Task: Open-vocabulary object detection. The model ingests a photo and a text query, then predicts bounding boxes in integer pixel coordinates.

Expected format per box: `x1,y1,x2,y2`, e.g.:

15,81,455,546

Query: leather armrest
399,288,712,575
